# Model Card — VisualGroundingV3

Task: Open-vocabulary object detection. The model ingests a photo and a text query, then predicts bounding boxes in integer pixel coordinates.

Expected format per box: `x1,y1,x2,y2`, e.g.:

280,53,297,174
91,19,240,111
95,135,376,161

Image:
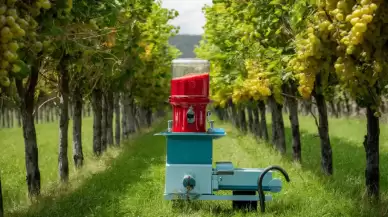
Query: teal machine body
155,59,290,212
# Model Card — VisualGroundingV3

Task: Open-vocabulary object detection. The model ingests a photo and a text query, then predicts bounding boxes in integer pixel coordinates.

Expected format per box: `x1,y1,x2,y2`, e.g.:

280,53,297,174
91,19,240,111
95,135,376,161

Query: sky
161,0,212,35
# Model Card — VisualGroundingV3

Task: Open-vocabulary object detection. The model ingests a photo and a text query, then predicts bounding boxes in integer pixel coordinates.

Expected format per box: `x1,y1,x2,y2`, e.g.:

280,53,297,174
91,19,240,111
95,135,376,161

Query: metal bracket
214,161,234,175
167,120,173,132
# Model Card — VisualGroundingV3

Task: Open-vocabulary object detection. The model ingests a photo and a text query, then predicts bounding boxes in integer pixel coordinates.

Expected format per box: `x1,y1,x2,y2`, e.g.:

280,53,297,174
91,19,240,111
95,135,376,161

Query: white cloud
161,0,212,35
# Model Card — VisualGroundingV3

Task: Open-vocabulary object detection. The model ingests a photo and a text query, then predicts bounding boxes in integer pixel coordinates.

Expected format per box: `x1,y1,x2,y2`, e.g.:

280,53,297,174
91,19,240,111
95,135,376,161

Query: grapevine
243,59,272,101
114,1,180,109
290,0,388,106
0,0,53,88
199,0,388,199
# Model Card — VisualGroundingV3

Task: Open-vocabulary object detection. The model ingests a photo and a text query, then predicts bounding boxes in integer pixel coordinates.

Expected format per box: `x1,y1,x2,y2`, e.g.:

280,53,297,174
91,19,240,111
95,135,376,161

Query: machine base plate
164,193,272,201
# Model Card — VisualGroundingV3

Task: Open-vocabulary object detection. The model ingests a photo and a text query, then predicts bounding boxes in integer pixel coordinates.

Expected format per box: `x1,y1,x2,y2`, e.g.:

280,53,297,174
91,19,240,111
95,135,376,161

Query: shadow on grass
169,197,300,216
265,122,388,216
221,118,388,216
9,121,168,217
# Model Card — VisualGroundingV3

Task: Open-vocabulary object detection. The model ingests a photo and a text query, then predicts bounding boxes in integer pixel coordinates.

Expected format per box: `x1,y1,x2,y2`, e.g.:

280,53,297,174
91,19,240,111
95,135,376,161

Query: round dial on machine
182,175,196,190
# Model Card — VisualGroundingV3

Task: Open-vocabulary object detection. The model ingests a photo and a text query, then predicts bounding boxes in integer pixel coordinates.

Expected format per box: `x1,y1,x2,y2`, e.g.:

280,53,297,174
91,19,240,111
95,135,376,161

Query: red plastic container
169,73,210,133
171,73,209,97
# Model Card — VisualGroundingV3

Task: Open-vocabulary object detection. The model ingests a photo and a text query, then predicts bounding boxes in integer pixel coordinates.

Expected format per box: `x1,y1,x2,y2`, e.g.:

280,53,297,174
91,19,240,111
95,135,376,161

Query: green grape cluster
328,1,382,75
243,59,272,100
289,28,324,98
288,0,343,99
324,0,388,110
334,56,357,79
341,1,378,53
35,0,52,10
0,0,51,88
290,0,383,100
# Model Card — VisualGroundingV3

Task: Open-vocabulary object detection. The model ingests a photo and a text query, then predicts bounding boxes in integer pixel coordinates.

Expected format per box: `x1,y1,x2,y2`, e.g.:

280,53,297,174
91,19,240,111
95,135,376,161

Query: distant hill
169,34,202,58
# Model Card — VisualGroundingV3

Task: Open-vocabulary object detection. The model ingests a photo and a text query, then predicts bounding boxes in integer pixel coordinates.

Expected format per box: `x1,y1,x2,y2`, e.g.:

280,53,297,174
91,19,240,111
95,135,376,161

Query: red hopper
169,73,210,132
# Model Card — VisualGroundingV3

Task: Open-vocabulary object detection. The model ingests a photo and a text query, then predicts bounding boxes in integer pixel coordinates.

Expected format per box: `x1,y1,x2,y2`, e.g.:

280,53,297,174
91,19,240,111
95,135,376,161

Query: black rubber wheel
232,191,257,211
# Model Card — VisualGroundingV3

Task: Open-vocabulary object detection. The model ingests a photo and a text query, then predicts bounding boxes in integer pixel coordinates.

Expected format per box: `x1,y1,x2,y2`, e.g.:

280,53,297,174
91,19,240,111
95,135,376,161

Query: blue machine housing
159,129,225,164
155,123,284,204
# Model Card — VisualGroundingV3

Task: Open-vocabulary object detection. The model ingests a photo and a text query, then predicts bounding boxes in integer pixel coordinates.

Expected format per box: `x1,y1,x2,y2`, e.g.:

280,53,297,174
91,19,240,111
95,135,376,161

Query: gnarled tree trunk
145,107,152,128
247,105,254,133
120,93,128,139
9,109,13,127
313,77,333,175
92,89,102,156
15,63,41,197
336,100,342,117
114,93,121,146
16,110,21,127
268,95,286,154
214,106,225,121
101,93,108,152
228,99,239,128
106,91,114,146
364,106,379,199
258,100,268,141
58,56,70,182
121,93,136,138
252,104,261,139
344,94,351,116
238,106,247,133
223,106,230,121
286,83,302,162
269,96,277,145
138,106,147,128
72,84,84,168
127,97,136,134
136,106,142,128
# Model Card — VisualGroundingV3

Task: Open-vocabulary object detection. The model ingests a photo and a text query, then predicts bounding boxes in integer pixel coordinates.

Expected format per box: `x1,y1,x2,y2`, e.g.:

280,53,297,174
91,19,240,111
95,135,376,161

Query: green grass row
0,114,388,216
0,117,123,213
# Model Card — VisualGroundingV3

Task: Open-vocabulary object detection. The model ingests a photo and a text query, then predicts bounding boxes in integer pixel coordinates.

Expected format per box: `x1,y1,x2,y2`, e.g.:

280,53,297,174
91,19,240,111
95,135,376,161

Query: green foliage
112,0,180,107
195,0,313,107
1,0,181,110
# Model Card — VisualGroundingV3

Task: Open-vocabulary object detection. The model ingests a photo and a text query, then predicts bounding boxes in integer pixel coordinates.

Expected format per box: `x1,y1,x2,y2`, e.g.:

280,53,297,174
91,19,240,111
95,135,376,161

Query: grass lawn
1,114,388,217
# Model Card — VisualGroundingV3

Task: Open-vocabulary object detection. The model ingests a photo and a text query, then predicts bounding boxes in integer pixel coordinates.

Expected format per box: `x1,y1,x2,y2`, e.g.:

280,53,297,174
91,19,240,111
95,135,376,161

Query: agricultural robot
155,59,290,212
